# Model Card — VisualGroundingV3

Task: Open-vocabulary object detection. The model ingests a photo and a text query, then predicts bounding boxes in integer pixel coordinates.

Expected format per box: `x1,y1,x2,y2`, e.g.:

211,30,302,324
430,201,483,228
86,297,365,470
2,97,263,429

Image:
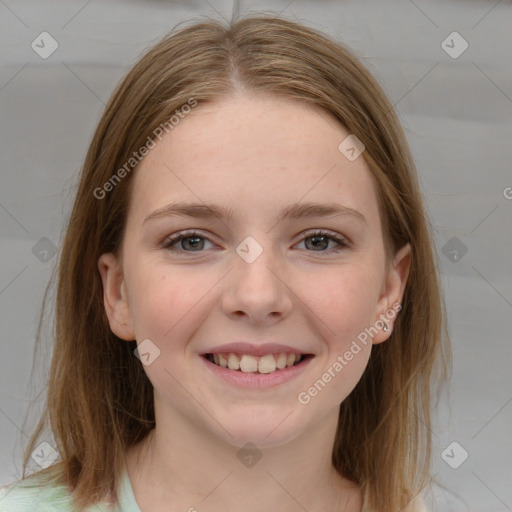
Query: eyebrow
143,201,367,226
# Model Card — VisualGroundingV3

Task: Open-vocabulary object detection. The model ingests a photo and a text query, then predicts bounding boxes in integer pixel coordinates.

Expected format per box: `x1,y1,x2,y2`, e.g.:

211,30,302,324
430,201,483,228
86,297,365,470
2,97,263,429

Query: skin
98,94,411,512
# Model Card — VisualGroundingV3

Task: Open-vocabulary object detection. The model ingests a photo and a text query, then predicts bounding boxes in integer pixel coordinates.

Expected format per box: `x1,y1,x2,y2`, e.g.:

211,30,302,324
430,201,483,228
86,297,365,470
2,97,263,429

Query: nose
221,241,294,325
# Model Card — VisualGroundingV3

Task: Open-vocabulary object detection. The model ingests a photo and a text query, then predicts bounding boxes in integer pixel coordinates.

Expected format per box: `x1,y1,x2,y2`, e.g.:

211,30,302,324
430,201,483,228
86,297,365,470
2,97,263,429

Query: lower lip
200,355,313,389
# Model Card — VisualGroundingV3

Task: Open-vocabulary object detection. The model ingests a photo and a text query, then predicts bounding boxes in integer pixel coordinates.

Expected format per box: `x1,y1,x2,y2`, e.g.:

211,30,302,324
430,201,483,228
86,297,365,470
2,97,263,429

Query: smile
201,352,314,389
204,352,309,374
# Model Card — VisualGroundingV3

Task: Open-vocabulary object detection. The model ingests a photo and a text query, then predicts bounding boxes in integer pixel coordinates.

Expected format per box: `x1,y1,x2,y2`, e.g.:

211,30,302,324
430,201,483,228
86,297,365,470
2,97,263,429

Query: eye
296,230,349,254
161,229,349,255
162,231,215,252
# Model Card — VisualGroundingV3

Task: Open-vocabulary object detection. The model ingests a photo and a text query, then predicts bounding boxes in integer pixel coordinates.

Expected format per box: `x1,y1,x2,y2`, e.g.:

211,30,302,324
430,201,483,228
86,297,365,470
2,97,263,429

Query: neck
124,406,362,512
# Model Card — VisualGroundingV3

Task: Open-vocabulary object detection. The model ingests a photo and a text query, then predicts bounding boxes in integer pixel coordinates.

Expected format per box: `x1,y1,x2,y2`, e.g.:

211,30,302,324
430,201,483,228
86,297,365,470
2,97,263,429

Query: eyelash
161,229,349,255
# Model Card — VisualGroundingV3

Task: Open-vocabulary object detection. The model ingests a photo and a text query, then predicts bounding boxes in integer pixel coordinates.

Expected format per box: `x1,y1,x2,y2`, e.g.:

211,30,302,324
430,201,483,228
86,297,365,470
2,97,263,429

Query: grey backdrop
1,1,511,511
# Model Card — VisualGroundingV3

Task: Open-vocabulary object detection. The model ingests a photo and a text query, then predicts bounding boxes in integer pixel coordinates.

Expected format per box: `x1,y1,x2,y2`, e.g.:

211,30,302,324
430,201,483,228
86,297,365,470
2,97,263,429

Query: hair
13,13,451,512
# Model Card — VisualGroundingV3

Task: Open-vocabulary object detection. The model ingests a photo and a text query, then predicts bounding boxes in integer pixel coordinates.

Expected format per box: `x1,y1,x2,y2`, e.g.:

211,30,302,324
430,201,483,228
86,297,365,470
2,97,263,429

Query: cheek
126,259,223,357
125,266,210,388
303,265,381,343
300,273,376,406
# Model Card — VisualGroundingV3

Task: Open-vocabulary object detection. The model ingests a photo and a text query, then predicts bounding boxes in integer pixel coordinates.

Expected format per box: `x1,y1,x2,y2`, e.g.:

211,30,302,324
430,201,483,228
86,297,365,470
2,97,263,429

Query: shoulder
0,475,114,512
361,494,430,512
409,495,429,512
0,474,75,512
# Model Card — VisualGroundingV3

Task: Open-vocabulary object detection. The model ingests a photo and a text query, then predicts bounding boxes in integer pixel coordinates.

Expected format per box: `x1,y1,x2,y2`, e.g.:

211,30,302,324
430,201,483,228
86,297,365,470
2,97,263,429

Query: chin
212,418,303,450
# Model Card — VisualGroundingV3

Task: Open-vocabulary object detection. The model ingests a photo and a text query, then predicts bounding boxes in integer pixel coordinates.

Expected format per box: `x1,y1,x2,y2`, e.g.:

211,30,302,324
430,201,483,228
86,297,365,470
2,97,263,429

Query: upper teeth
211,352,302,373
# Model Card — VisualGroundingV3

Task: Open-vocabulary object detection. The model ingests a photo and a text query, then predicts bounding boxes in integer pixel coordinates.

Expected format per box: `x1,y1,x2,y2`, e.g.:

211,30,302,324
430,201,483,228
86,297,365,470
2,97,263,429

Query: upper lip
201,342,310,357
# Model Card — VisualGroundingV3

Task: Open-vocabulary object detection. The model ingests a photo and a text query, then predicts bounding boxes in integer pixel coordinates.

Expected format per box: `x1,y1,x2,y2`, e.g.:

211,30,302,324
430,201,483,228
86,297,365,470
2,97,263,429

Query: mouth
202,352,314,374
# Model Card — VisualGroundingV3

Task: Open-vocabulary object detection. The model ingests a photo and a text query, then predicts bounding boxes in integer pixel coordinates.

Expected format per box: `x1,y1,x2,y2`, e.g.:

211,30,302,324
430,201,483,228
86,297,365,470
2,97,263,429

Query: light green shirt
0,467,141,512
1,469,430,512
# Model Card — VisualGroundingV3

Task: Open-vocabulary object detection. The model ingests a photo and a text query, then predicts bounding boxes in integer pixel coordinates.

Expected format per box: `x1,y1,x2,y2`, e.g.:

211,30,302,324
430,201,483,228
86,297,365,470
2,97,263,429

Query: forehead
128,95,381,229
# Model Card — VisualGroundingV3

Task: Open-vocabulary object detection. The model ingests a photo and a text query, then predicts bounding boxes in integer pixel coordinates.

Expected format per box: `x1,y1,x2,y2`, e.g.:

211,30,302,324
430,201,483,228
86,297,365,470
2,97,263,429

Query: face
98,94,410,448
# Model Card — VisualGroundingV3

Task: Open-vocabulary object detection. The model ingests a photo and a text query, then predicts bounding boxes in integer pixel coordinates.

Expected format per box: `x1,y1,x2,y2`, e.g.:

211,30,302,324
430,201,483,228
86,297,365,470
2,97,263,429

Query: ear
372,243,411,344
97,252,135,341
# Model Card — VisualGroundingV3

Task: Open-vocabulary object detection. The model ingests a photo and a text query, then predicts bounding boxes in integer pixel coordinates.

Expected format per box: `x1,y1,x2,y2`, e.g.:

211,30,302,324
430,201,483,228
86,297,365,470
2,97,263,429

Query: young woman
0,14,451,512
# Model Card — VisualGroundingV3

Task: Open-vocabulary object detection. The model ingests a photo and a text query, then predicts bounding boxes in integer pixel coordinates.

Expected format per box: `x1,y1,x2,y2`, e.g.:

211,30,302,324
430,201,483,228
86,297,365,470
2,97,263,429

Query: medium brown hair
15,13,451,512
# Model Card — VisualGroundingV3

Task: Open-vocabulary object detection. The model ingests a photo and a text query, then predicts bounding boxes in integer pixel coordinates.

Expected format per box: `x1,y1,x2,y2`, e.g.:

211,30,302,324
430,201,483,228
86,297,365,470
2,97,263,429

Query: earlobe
97,252,135,341
372,243,412,345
